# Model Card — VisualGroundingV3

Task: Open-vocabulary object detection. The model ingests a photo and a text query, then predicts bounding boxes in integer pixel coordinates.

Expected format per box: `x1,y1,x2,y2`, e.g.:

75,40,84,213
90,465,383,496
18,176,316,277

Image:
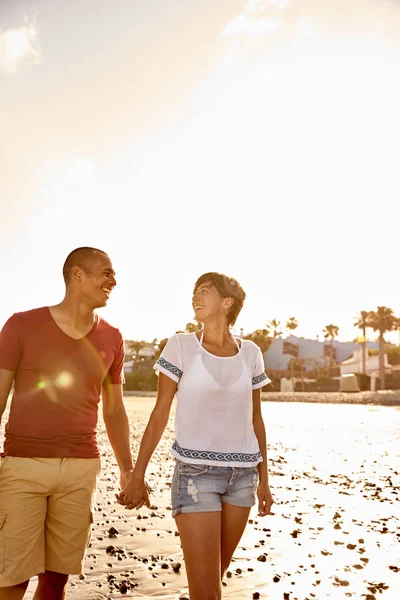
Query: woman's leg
175,512,222,600
220,503,251,578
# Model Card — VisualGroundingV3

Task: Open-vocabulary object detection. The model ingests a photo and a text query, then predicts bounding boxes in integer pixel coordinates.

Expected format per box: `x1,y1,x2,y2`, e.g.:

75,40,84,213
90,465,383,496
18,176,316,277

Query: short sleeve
106,334,125,385
252,346,271,390
0,313,22,373
154,335,183,384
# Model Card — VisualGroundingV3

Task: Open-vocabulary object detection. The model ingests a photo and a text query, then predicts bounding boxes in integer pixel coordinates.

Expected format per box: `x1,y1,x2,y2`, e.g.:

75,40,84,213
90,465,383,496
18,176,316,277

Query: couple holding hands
0,246,273,600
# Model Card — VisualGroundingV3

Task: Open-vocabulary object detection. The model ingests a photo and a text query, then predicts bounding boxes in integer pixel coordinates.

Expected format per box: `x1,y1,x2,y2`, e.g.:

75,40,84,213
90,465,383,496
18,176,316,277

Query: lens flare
56,371,73,388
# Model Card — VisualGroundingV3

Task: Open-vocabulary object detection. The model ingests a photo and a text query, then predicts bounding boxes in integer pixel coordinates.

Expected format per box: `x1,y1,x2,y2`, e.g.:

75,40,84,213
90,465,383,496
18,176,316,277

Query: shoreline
124,389,400,406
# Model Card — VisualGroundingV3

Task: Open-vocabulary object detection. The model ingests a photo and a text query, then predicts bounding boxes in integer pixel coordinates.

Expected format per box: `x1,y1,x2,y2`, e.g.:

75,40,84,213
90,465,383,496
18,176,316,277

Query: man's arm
0,369,14,427
102,383,134,480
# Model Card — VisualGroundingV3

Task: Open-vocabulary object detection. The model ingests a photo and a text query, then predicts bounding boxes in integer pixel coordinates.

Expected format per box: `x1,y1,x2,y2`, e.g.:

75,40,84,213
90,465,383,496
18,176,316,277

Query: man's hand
116,473,151,510
257,480,274,517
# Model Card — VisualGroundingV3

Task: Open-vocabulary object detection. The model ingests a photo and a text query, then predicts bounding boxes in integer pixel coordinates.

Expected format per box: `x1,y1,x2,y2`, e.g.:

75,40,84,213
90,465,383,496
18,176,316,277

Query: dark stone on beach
108,527,119,538
172,561,181,572
257,554,267,562
290,530,300,538
119,582,129,594
106,545,116,554
346,543,356,549
236,568,242,574
253,593,260,599
273,575,281,583
161,563,169,569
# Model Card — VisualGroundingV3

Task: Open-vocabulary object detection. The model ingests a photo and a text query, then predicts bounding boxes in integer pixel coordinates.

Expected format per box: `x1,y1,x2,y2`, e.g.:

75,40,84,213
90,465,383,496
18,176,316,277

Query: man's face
79,253,117,308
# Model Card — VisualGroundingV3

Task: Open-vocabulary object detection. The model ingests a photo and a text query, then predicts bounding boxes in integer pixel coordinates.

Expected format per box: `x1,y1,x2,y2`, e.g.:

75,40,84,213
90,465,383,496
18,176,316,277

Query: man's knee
38,571,69,589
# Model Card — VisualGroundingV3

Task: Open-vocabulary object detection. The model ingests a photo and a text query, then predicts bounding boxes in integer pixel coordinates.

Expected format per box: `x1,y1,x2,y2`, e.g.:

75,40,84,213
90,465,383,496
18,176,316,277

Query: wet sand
7,395,399,599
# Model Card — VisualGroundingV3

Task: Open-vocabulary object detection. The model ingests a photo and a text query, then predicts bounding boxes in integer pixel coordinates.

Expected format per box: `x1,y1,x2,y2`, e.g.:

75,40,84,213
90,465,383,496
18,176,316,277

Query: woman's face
192,280,229,323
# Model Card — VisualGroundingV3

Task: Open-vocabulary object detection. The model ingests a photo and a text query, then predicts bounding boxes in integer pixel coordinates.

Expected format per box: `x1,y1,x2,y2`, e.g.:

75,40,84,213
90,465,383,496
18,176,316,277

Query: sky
1,0,400,344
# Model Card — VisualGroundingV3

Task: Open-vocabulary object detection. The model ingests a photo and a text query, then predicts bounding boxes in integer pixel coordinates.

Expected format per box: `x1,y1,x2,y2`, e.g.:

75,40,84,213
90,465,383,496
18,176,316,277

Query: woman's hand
116,473,151,510
257,479,274,517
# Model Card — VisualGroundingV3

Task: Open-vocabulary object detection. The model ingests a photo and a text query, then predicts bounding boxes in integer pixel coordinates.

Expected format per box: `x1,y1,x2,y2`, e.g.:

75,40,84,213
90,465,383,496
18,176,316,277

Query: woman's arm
252,388,274,516
116,372,177,510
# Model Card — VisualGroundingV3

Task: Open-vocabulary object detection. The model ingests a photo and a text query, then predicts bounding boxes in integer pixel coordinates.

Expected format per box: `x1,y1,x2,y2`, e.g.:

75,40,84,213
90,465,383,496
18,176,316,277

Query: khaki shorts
0,456,100,587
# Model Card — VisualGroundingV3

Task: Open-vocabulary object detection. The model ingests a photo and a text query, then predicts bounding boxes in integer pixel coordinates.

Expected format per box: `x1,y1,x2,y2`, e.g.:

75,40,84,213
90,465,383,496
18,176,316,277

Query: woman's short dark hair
194,272,246,326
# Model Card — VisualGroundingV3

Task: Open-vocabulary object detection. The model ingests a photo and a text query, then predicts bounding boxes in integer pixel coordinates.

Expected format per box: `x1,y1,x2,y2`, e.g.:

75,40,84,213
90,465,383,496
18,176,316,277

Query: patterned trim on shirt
172,440,262,463
252,372,268,386
156,357,183,379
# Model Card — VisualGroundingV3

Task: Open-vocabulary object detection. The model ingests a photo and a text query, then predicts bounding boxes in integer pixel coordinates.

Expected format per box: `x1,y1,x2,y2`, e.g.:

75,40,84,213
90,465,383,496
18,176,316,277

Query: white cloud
64,157,95,181
0,24,41,74
247,0,289,14
220,0,287,62
222,15,281,38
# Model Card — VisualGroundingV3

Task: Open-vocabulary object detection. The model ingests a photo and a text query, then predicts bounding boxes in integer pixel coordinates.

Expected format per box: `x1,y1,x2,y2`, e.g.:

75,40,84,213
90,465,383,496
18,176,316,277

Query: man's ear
71,265,83,282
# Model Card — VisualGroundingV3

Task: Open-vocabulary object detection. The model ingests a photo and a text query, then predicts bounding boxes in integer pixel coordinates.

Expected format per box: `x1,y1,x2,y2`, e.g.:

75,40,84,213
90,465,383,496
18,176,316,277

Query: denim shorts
171,460,259,517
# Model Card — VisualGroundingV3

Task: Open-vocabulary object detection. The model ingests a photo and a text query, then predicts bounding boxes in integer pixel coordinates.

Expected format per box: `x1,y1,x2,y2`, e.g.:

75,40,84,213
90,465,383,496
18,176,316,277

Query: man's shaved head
63,247,108,285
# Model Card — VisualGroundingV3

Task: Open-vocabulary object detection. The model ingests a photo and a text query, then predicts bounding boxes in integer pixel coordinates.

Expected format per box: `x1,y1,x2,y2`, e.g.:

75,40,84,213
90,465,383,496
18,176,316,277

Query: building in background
264,335,379,372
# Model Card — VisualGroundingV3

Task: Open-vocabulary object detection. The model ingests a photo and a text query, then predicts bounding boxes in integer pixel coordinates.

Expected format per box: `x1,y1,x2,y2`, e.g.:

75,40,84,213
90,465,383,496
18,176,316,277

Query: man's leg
44,458,100,580
0,580,29,600
33,571,69,600
0,458,50,594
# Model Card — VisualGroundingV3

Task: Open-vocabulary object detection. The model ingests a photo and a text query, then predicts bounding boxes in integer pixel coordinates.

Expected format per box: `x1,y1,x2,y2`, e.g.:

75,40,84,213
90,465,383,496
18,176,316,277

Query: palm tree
268,319,283,338
367,306,395,389
394,317,400,347
322,324,339,374
126,340,145,358
176,322,201,334
244,328,272,355
354,310,369,375
286,317,298,336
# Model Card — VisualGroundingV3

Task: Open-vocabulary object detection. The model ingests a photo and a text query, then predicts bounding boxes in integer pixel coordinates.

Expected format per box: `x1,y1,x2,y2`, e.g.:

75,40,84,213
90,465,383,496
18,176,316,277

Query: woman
117,272,274,600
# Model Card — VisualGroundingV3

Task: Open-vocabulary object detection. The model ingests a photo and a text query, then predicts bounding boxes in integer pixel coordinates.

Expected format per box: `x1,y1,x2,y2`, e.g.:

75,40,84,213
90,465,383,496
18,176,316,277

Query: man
0,247,133,600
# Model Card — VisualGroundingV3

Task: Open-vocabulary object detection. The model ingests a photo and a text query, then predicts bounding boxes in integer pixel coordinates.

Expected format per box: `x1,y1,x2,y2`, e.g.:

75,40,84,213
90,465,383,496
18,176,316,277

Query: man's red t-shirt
0,307,124,458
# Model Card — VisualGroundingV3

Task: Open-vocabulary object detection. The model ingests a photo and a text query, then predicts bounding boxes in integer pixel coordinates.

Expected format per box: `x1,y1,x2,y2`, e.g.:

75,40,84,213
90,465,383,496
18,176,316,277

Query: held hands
116,469,151,510
257,479,274,517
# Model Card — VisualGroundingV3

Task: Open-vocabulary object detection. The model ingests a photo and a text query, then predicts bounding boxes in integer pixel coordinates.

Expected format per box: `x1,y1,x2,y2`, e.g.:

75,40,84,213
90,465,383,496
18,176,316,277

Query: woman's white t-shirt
154,333,271,467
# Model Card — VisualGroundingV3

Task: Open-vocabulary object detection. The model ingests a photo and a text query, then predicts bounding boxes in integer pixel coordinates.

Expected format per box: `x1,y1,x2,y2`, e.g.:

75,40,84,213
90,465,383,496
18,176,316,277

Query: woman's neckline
193,331,242,359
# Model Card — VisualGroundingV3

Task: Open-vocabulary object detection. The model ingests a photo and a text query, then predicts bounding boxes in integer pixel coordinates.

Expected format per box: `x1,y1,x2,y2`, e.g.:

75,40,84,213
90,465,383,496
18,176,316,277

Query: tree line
125,306,400,390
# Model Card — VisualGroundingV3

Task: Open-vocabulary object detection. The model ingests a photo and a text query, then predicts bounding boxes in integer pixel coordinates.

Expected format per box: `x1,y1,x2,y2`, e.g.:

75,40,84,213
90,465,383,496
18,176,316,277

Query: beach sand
3,394,398,599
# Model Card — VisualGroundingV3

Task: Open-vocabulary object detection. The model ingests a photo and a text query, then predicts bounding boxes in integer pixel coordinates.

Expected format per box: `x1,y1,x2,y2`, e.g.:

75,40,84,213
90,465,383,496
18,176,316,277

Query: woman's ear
224,298,234,309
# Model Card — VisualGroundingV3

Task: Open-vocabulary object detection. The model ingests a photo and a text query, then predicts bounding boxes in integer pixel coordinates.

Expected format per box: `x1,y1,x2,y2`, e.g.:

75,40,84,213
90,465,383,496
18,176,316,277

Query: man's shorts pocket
0,511,7,573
